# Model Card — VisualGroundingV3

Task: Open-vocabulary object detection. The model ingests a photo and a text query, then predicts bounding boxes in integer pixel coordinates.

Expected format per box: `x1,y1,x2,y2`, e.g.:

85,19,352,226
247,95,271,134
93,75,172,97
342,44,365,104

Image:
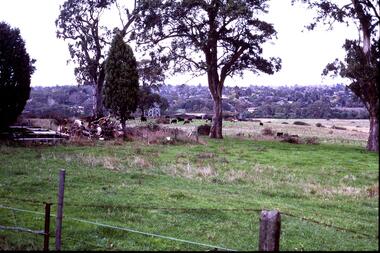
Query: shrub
315,123,324,127
197,124,211,136
281,136,301,144
147,121,160,131
293,121,310,126
304,136,319,145
155,117,170,124
261,127,274,136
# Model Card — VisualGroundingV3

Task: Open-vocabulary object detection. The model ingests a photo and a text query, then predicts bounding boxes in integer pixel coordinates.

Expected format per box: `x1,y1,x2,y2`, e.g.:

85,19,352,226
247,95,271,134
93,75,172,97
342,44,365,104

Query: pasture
0,119,378,251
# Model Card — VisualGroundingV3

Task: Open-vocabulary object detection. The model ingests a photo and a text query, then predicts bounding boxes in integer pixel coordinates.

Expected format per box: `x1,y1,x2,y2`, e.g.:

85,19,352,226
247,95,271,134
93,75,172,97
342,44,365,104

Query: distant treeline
22,84,368,120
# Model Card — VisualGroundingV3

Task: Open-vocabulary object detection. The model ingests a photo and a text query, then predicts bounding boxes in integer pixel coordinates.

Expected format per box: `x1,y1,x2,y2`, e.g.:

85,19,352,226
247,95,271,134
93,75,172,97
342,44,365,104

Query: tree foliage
0,22,35,129
294,0,379,152
103,34,139,130
133,0,281,138
137,85,169,116
55,0,137,118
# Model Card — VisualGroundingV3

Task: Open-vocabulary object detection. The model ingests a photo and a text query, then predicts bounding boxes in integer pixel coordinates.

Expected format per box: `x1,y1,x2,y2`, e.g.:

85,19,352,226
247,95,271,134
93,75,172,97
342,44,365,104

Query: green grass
0,137,378,251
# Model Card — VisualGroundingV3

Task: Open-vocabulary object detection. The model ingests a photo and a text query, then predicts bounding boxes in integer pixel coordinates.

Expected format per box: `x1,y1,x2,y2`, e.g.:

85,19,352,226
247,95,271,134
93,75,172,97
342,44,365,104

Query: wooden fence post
259,210,281,251
55,169,66,251
43,202,52,251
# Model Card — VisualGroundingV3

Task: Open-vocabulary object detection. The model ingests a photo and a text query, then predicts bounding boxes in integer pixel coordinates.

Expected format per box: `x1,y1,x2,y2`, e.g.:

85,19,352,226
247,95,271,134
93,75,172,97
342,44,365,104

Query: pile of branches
58,116,122,141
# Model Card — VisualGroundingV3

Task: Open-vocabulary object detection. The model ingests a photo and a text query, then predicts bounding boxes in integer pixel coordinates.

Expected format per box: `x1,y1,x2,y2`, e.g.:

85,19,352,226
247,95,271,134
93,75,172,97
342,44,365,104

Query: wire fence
0,194,378,251
1,194,377,226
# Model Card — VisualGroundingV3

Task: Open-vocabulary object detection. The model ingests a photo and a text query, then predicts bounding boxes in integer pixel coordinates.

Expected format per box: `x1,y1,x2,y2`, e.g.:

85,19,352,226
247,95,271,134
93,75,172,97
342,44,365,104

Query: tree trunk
210,96,223,139
367,110,379,152
93,65,106,119
94,81,104,119
121,118,127,139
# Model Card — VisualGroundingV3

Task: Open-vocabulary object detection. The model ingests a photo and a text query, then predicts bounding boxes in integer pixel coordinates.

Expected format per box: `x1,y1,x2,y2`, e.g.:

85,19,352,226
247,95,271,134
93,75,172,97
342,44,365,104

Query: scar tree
133,0,281,138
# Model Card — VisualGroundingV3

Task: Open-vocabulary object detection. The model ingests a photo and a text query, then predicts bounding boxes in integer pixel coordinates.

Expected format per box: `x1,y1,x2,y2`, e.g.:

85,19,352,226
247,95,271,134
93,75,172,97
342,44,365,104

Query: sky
0,0,358,87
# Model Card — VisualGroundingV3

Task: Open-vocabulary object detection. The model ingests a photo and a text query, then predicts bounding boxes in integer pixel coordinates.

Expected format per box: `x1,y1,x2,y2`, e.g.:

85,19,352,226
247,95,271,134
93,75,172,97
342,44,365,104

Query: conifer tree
103,34,139,135
0,22,35,130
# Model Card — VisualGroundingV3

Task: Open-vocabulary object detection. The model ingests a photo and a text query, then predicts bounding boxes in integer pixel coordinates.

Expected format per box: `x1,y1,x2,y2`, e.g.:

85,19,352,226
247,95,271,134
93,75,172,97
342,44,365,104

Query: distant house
247,107,257,113
145,103,161,118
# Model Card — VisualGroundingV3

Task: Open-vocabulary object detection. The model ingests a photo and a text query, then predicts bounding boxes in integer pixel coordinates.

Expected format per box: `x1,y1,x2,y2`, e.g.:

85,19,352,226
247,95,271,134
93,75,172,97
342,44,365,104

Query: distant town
23,83,367,121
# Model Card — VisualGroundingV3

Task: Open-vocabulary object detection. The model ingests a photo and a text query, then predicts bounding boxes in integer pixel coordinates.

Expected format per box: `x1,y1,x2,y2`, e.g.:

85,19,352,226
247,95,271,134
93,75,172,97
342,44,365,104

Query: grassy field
0,119,378,251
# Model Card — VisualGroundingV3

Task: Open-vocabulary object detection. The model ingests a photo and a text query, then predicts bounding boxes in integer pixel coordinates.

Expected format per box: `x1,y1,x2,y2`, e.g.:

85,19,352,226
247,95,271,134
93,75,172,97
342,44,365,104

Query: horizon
30,82,348,89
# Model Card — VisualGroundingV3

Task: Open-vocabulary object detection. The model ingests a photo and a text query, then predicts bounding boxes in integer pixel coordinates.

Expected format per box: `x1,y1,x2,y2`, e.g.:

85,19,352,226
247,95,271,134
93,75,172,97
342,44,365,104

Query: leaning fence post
259,210,281,251
43,202,52,251
55,169,66,251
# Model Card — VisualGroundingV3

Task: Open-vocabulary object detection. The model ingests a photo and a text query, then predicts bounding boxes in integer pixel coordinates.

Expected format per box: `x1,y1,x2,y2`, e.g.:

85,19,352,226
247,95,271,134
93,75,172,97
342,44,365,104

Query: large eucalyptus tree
293,0,379,152
133,0,281,138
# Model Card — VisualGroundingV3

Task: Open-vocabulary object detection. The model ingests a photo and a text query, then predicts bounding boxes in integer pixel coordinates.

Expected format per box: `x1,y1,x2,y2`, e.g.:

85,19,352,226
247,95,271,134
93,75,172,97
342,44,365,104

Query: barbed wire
281,211,377,239
0,225,45,235
0,204,237,251
0,196,379,225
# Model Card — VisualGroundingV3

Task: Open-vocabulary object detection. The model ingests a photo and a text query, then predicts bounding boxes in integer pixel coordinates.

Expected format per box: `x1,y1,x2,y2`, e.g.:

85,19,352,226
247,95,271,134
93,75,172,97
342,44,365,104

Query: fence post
259,210,281,251
55,169,66,251
43,202,52,251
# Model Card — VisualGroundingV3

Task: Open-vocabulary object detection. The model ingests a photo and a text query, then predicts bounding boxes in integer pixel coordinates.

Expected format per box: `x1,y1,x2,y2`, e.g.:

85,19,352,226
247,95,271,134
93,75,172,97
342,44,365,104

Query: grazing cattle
141,116,147,122
177,117,184,122
276,132,283,137
259,122,264,126
171,119,178,124
183,119,191,124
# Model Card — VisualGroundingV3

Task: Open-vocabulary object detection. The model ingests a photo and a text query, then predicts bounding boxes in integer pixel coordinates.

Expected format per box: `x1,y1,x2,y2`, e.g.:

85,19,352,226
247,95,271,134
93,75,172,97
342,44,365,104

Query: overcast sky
0,0,358,87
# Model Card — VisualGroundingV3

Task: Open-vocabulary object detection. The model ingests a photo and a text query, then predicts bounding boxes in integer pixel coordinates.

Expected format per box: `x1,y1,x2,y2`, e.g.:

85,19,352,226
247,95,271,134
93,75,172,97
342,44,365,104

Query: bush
315,123,324,127
147,121,160,131
261,127,274,136
281,136,301,144
197,124,211,136
304,137,319,145
293,121,310,126
155,117,170,124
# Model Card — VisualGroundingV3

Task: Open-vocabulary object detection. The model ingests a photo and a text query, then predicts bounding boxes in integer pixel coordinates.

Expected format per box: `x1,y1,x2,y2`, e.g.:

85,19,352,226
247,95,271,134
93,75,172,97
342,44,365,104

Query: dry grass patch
132,156,153,169
42,153,123,172
164,163,218,181
223,164,276,183
302,182,366,198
